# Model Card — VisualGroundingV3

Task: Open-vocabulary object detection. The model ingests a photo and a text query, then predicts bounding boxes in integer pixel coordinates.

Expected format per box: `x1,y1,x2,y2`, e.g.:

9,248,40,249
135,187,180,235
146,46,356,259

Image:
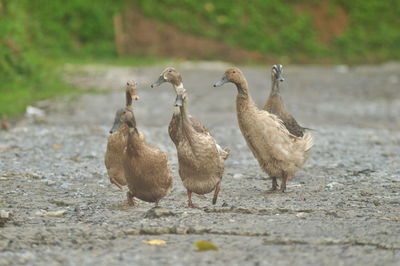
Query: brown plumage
104,81,139,189
214,67,313,192
113,105,172,206
151,67,230,207
264,64,306,137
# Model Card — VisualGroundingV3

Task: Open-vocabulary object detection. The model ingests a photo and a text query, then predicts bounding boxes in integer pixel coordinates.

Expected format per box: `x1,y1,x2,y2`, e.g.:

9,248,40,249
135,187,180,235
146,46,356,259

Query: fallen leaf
142,239,167,245
195,240,219,251
52,144,63,149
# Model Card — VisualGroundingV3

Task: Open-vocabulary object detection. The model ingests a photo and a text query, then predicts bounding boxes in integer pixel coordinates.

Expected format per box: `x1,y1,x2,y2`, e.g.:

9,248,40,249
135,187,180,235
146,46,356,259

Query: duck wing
190,116,211,136
265,93,306,137
283,114,305,137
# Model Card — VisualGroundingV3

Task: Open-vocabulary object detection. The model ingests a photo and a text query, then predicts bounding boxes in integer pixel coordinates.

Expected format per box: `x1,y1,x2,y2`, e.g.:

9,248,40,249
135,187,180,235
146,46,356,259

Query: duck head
126,80,140,101
151,67,183,91
213,67,245,87
271,64,284,83
109,108,136,134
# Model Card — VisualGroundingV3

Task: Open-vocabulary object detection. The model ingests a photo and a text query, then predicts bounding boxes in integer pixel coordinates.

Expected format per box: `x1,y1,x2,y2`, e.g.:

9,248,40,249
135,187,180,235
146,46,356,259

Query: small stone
35,209,67,217
144,208,176,219
360,190,373,196
326,182,341,189
0,210,11,219
60,183,71,189
46,180,57,186
296,212,308,218
233,173,243,179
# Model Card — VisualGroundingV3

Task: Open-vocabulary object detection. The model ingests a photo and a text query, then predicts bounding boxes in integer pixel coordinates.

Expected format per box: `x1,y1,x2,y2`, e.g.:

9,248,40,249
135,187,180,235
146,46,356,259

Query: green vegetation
0,0,127,117
136,0,400,62
1,0,399,117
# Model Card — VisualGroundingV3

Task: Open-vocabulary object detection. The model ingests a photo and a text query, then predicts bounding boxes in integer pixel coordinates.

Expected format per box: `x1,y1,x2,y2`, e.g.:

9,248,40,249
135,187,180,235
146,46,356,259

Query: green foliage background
1,0,399,117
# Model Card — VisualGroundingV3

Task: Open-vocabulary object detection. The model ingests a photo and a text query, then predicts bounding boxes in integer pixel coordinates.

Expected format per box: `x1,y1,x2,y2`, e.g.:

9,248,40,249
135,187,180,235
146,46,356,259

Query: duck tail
303,132,314,152
302,126,317,132
221,147,231,160
216,143,230,160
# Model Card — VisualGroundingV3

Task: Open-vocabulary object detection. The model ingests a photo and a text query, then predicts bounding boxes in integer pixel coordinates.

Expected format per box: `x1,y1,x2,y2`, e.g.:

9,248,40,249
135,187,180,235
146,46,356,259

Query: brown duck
105,81,139,189
151,67,229,207
109,99,173,206
264,64,306,137
214,67,313,192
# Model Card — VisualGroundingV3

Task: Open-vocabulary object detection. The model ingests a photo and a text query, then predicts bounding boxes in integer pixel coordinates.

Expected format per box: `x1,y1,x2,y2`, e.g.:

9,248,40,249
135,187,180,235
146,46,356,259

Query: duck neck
125,91,132,107
173,82,184,94
179,97,191,125
235,79,250,97
172,83,185,115
119,123,130,136
236,79,257,112
271,78,280,95
127,128,143,156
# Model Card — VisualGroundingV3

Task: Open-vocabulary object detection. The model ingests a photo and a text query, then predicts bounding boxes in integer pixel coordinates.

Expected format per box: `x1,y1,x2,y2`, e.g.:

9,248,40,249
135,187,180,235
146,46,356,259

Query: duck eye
233,71,236,73
168,70,172,73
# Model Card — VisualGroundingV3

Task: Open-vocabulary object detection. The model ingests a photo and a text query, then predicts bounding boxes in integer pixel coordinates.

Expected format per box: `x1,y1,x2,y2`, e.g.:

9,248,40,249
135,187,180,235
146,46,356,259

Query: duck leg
279,173,288,193
268,177,279,192
111,178,123,190
187,190,196,208
212,181,221,205
126,191,136,206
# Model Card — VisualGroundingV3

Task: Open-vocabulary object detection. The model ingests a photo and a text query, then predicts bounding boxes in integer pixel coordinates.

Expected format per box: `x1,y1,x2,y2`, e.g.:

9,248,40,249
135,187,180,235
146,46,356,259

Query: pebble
35,209,67,217
233,173,243,179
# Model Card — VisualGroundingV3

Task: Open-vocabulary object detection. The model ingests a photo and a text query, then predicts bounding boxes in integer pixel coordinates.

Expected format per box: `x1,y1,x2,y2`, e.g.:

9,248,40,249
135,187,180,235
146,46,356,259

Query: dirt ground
1,62,399,265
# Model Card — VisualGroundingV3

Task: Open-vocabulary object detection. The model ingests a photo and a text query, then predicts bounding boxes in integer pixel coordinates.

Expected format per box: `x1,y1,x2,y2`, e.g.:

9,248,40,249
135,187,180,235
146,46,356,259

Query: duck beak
277,72,284,82
109,119,121,134
151,75,166,88
174,94,183,107
213,75,228,87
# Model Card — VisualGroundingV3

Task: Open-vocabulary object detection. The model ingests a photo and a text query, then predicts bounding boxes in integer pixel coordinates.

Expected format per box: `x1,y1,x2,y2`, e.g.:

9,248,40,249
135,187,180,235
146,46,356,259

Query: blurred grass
136,0,400,62
1,0,399,117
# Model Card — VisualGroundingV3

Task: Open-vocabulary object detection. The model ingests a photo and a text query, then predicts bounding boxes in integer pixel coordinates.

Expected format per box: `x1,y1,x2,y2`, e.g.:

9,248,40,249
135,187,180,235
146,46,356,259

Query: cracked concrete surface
0,62,399,265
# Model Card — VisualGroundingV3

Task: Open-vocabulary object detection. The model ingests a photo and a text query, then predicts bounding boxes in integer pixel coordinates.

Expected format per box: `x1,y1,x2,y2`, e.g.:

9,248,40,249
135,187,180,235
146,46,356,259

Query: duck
264,64,307,137
213,67,313,192
109,95,173,206
151,67,229,207
151,67,210,138
105,81,139,189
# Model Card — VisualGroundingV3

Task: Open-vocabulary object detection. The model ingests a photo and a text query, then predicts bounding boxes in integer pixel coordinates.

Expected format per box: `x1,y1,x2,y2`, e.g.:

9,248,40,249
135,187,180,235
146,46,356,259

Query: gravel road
1,62,399,265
